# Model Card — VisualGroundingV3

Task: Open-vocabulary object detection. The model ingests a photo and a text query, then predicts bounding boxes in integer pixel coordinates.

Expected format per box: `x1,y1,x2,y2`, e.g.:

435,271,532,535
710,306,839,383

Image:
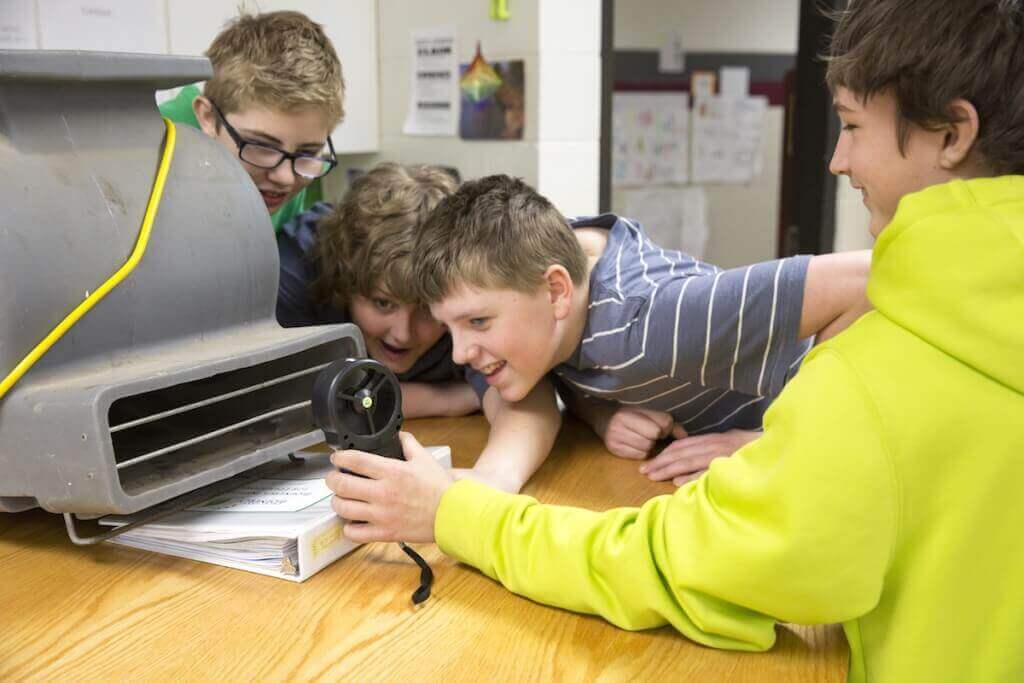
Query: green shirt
157,84,322,233
436,176,1024,682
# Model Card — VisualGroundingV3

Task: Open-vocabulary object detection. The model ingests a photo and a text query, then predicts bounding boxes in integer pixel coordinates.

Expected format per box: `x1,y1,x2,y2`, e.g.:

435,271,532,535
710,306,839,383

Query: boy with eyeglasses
159,10,343,232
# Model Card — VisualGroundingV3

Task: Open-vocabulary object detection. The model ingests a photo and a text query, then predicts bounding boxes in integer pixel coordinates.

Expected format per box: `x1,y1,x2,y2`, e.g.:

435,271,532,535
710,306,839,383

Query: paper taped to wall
403,25,458,136
612,92,690,187
692,95,767,184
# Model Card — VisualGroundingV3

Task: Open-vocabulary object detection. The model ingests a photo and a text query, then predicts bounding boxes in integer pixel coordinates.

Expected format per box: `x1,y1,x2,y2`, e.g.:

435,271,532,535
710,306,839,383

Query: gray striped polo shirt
555,214,812,434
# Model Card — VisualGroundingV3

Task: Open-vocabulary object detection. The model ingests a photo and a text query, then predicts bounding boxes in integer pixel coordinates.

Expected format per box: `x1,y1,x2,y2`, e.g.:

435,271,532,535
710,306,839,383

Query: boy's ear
192,95,220,138
939,98,980,171
543,265,574,320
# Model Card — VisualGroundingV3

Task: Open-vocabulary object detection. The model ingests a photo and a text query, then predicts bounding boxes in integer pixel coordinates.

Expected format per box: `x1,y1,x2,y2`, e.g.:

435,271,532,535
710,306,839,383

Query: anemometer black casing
311,357,435,605
312,358,404,461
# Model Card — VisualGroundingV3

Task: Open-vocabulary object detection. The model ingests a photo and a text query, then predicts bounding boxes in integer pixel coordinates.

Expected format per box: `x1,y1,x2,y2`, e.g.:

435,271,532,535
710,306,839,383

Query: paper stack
101,446,451,582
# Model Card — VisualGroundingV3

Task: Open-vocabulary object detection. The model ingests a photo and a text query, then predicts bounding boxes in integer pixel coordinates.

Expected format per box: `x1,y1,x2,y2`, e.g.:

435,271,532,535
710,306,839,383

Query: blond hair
204,11,344,126
311,163,459,309
411,175,587,304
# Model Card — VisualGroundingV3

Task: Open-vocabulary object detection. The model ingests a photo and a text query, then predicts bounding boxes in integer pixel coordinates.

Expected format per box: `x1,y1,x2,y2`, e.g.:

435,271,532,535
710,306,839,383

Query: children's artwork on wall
460,41,502,103
612,93,690,186
691,95,767,183
459,46,524,140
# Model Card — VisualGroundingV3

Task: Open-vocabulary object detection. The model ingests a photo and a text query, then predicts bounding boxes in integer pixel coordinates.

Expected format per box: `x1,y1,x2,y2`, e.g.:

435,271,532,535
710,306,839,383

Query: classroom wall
615,0,799,53
610,0,799,268
612,0,871,263
326,0,602,217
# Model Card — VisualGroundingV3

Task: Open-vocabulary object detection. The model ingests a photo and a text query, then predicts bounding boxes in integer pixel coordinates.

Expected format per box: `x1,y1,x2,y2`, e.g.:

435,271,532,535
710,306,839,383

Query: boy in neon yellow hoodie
325,1,1024,680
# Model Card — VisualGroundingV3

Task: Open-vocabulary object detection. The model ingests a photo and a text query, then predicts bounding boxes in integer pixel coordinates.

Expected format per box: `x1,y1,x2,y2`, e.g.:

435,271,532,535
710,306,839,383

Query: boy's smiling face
431,284,563,403
829,87,958,237
196,99,333,214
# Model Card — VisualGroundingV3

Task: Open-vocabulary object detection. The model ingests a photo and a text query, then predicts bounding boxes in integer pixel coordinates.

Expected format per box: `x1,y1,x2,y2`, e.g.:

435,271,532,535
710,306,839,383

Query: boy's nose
828,137,849,176
390,312,412,344
450,333,478,366
268,159,296,187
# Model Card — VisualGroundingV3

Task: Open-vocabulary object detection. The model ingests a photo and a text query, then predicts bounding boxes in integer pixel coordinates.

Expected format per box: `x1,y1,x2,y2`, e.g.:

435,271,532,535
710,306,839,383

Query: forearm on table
455,379,562,493
401,381,481,419
559,388,616,438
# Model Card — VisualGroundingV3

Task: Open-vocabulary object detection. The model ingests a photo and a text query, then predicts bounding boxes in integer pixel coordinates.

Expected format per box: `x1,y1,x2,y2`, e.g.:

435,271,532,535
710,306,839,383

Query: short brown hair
411,175,587,304
826,0,1024,174
311,163,458,309
204,11,344,126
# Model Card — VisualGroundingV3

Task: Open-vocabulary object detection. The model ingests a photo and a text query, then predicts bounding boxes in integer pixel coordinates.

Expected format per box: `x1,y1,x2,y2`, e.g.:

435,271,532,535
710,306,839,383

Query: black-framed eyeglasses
210,101,337,180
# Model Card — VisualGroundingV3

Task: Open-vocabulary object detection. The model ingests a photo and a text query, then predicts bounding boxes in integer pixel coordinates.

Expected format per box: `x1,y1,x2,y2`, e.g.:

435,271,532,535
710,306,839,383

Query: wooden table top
0,415,848,682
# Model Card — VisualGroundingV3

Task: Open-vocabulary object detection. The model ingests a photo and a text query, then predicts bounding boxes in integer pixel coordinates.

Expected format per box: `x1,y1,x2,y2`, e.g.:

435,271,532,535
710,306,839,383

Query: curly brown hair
311,163,459,310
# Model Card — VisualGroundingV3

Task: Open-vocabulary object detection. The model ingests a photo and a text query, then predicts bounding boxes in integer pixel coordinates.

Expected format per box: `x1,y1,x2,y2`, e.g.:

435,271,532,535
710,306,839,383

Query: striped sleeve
644,255,811,398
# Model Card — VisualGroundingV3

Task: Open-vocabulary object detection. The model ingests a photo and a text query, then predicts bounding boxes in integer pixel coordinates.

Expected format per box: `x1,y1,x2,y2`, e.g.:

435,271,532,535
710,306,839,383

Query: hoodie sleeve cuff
435,478,515,569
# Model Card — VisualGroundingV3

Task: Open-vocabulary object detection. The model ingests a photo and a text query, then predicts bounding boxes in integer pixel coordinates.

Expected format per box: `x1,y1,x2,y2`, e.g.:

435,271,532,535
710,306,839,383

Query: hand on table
598,407,686,460
639,429,761,486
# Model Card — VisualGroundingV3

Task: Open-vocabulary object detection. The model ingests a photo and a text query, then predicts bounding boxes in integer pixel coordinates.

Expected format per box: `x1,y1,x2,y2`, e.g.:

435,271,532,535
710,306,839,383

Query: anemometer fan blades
311,358,404,460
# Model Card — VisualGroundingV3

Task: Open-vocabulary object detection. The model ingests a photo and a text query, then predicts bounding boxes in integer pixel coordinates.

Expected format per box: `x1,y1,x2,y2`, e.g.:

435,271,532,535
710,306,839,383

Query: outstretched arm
328,349,896,648
799,251,872,342
643,251,869,401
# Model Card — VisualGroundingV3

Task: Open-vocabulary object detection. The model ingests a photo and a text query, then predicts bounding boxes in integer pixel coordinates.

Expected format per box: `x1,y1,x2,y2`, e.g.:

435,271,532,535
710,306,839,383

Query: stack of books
100,447,451,581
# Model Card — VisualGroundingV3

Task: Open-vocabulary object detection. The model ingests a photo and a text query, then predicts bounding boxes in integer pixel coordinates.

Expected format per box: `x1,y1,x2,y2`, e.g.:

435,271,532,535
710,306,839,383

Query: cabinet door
1,0,39,49
167,0,379,154
38,0,167,53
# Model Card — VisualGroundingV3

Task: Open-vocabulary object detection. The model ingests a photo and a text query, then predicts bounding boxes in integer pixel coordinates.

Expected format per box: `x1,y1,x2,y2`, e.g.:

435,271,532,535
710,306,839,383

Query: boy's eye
468,317,488,328
842,123,858,132
373,298,397,312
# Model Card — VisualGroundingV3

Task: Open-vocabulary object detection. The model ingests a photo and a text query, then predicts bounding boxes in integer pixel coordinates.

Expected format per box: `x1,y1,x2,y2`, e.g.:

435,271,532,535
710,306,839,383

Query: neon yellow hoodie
435,177,1024,682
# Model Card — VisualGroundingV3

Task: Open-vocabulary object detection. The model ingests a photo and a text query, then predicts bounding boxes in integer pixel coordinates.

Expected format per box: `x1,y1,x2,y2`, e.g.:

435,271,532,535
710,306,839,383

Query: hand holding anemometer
312,358,433,605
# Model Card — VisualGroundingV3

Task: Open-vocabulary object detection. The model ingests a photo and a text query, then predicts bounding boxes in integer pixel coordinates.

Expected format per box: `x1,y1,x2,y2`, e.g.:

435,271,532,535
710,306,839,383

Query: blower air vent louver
107,345,346,498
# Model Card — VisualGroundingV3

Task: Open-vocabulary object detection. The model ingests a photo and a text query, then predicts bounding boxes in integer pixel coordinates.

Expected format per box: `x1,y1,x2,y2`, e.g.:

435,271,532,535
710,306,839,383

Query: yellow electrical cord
0,117,177,401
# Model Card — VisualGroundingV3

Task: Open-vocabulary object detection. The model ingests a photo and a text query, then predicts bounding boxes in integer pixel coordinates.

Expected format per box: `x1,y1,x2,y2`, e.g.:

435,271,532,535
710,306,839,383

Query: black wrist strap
399,542,433,604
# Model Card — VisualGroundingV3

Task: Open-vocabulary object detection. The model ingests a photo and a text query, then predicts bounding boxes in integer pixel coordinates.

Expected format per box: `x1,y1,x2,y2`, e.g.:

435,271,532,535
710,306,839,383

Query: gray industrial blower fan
0,50,364,541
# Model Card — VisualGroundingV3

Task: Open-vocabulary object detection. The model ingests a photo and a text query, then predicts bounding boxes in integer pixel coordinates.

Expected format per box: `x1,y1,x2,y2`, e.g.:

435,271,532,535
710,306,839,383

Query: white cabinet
37,0,167,53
